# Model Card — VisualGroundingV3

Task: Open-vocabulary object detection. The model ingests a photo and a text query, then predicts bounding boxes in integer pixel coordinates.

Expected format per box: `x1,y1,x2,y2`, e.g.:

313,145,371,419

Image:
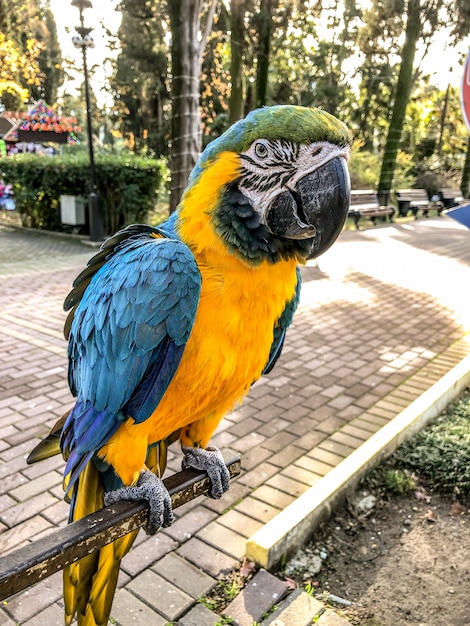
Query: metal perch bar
0,455,241,601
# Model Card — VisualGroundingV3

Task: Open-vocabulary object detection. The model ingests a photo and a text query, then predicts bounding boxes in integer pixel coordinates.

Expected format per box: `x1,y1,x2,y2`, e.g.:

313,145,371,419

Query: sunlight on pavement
302,219,470,333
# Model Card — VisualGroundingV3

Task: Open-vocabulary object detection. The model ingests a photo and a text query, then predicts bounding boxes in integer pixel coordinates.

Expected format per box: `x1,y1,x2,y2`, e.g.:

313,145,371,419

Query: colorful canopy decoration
17,100,82,144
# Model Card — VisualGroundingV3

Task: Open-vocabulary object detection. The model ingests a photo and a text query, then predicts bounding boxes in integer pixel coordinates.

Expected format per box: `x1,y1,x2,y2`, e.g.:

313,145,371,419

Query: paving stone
120,532,177,577
0,494,15,513
111,588,167,626
40,498,69,525
178,602,220,626
328,431,365,449
196,520,247,559
0,515,52,554
177,537,238,578
251,485,296,510
126,569,193,620
9,470,62,501
21,454,63,479
163,505,218,543
263,588,324,625
347,417,381,434
294,430,327,450
283,465,321,486
217,508,264,538
262,432,297,452
234,445,272,470
265,474,310,498
295,455,334,476
152,552,216,598
222,569,289,625
2,571,62,622
0,492,59,528
0,609,16,625
307,447,345,467
235,496,281,524
203,481,251,514
21,602,65,626
237,461,279,488
267,444,304,468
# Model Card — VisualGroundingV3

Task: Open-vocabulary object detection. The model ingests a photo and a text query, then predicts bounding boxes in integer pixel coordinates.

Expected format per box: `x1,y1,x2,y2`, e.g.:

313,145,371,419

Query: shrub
0,153,167,235
393,388,470,496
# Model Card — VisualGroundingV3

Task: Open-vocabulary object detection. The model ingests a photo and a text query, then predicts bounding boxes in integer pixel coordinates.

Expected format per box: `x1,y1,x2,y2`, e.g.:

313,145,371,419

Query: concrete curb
246,352,470,570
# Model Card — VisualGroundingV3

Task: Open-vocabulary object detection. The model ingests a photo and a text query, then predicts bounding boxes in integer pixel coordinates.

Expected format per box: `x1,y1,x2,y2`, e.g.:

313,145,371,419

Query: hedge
0,153,167,235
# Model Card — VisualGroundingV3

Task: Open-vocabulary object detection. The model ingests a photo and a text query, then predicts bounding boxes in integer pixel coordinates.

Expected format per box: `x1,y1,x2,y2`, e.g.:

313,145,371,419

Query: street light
71,0,104,242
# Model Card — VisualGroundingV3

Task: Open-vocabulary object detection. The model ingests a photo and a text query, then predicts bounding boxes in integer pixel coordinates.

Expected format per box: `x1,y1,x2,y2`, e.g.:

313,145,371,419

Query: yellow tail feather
63,439,170,626
63,461,138,626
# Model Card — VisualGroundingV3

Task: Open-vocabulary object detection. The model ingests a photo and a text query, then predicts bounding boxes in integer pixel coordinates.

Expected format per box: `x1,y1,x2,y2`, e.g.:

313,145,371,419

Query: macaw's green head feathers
184,105,351,265
190,105,349,183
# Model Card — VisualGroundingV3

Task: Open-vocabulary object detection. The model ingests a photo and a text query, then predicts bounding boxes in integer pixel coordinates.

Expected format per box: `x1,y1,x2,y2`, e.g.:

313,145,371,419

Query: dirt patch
280,486,470,626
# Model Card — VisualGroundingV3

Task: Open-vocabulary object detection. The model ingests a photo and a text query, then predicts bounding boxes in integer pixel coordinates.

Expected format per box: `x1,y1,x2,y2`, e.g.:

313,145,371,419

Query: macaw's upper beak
265,156,351,259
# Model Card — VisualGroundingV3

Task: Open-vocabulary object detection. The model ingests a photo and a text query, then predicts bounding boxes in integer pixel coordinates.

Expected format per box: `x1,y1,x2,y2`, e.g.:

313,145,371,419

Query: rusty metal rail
0,456,241,601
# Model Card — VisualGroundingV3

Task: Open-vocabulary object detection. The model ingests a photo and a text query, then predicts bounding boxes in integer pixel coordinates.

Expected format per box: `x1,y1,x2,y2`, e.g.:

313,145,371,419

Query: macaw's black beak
265,156,350,258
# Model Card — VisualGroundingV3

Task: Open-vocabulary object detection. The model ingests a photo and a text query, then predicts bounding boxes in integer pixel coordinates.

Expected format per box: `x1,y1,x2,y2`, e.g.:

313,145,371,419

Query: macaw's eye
254,141,269,159
311,146,323,157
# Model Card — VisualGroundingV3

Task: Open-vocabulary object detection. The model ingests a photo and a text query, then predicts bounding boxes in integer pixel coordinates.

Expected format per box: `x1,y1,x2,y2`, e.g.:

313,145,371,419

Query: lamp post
71,0,104,242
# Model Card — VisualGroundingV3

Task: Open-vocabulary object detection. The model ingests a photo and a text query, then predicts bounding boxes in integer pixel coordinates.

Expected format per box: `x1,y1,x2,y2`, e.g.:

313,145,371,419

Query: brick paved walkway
0,217,469,625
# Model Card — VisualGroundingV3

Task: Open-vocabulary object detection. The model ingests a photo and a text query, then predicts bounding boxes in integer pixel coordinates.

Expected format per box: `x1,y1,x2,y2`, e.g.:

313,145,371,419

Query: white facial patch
238,140,350,222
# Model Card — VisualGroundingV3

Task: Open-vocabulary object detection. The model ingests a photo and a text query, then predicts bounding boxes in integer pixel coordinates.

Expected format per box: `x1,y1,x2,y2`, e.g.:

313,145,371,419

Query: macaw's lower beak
265,156,350,258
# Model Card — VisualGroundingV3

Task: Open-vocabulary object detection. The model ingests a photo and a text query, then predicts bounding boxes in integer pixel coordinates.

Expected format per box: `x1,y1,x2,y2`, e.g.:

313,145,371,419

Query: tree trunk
255,0,277,108
167,0,216,213
377,0,422,202
228,0,244,123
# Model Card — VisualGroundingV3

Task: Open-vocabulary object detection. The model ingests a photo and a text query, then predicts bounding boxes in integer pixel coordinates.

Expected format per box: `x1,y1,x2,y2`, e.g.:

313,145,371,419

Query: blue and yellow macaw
28,105,350,625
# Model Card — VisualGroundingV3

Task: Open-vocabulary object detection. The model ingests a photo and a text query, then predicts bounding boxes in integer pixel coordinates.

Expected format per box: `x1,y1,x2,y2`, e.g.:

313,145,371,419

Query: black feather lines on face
239,139,300,194
214,181,313,265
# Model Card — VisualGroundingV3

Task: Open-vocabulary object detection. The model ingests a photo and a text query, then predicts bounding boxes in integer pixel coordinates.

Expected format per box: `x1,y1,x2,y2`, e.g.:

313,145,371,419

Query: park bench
438,188,464,209
348,190,395,229
395,188,443,218
0,455,240,600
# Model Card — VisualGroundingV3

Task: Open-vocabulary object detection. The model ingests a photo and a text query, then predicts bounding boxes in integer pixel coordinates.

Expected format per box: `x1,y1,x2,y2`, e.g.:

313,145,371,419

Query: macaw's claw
182,445,230,499
103,470,174,535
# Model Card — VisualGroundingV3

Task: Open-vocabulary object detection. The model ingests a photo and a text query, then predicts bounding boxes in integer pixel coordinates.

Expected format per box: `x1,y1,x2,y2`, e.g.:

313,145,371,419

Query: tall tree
253,0,278,107
228,0,246,122
200,7,231,144
0,34,42,109
111,1,170,155
377,0,470,200
167,0,216,212
29,5,64,104
377,0,422,201
0,0,63,108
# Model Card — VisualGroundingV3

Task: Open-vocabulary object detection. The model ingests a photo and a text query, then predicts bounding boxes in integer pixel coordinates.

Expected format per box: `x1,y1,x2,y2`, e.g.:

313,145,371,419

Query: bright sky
49,0,469,109
50,0,122,107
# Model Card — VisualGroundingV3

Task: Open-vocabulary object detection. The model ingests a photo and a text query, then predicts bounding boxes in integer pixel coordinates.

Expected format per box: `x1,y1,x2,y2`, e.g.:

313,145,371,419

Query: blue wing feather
61,229,201,493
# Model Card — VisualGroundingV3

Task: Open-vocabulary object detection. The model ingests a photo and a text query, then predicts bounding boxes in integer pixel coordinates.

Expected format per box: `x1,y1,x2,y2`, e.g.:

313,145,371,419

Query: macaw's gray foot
103,470,174,535
182,445,230,499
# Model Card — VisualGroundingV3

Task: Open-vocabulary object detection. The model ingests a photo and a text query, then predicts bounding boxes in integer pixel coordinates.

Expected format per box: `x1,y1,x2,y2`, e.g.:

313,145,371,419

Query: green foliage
0,153,166,235
214,617,235,626
383,469,416,495
348,148,414,191
111,0,170,156
392,388,470,497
